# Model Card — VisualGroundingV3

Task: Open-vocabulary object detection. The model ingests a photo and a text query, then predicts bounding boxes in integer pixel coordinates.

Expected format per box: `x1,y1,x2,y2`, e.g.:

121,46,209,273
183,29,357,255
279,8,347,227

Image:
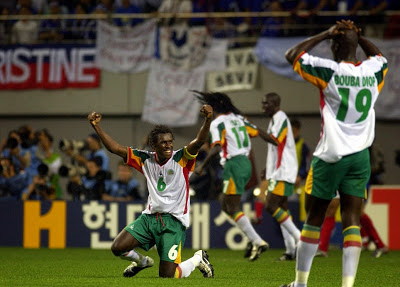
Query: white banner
254,37,400,119
96,20,156,73
158,24,211,70
207,48,258,92
142,39,227,127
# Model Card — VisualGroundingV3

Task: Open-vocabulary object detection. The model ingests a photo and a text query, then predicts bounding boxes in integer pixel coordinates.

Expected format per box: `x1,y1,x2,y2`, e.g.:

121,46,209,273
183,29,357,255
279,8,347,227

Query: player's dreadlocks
192,91,242,115
148,125,175,148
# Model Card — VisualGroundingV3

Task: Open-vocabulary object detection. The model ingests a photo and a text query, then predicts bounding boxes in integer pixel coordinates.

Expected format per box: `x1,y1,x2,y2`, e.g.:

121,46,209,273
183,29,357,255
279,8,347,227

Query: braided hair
193,90,241,115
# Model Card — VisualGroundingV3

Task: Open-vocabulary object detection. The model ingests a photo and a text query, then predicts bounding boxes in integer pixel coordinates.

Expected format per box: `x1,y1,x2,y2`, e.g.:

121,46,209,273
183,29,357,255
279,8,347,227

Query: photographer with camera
102,161,142,202
60,133,110,172
22,163,56,200
0,157,30,200
65,156,111,201
1,130,31,174
36,129,63,199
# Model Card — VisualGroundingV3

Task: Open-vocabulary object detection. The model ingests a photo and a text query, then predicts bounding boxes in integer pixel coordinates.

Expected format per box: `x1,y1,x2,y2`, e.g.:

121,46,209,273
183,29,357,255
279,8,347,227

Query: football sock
233,211,263,246
254,200,265,220
294,224,320,287
281,225,296,256
273,207,301,243
360,226,369,248
121,249,147,265
360,213,385,249
174,260,195,278
318,216,335,252
342,226,362,287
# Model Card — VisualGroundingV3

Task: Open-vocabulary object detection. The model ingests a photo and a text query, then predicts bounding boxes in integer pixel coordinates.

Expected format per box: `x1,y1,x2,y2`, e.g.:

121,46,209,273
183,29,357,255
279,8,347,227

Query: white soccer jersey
294,52,388,162
126,146,196,227
210,113,258,166
266,110,298,183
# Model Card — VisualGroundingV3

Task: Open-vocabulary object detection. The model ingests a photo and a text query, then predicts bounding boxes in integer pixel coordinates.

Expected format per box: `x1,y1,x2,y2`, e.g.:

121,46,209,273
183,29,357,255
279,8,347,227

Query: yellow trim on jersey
224,178,237,195
305,166,313,195
377,67,388,93
245,125,259,137
183,146,197,160
294,61,329,90
174,242,182,264
277,127,288,144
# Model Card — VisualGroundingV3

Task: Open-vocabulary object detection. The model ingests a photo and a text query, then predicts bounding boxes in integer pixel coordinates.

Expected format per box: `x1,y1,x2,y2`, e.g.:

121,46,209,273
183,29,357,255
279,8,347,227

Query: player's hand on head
88,111,102,126
200,105,213,119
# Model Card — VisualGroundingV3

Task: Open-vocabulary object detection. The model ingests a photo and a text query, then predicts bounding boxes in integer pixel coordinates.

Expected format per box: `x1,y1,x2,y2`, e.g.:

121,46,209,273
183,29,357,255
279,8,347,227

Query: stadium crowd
1,0,400,45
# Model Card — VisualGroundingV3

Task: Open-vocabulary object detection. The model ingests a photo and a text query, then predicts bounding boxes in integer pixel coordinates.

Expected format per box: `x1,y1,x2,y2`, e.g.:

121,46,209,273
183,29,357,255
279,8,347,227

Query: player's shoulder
300,52,337,68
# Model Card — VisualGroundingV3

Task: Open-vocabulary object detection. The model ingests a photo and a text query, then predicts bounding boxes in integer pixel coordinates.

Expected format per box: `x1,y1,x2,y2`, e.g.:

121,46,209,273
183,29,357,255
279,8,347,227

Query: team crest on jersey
167,169,174,175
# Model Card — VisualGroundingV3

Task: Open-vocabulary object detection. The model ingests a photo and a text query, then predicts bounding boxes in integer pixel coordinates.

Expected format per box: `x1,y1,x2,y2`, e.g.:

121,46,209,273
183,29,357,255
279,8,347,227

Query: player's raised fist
200,104,213,119
88,111,102,126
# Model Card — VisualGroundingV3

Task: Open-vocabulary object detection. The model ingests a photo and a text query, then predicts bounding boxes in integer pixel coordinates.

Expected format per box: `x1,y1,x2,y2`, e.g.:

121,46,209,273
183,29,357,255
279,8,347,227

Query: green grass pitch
0,247,398,286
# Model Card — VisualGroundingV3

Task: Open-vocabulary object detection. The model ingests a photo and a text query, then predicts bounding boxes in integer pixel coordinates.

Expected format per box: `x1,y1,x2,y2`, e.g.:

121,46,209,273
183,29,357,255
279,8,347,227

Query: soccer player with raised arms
282,20,388,287
87,104,214,279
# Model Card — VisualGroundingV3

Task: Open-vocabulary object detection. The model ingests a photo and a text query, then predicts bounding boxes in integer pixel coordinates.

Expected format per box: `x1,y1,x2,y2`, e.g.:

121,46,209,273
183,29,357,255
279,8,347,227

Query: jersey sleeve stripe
183,146,197,160
294,58,334,90
375,63,388,93
126,148,145,174
277,119,288,143
245,125,259,137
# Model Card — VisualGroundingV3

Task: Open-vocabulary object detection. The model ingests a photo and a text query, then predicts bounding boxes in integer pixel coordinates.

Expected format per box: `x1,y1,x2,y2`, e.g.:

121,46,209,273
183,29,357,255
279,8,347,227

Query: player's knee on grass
111,240,126,257
159,261,177,278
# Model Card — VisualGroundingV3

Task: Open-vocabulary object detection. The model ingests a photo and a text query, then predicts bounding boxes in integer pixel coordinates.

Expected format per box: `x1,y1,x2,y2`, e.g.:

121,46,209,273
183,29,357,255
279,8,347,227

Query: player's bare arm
186,104,213,156
88,111,128,161
358,36,383,58
194,144,221,176
257,128,278,146
285,20,351,64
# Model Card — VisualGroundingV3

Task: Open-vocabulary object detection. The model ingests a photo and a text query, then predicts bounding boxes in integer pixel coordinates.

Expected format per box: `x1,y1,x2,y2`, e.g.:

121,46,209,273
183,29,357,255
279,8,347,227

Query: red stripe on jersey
276,137,287,169
183,158,196,214
318,90,326,143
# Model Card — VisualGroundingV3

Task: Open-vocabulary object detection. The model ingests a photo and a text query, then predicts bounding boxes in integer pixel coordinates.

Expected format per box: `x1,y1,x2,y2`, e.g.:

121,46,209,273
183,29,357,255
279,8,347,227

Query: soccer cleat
315,249,328,258
248,240,269,262
279,282,295,287
195,250,214,278
123,256,154,277
244,242,253,258
372,246,389,258
277,253,295,261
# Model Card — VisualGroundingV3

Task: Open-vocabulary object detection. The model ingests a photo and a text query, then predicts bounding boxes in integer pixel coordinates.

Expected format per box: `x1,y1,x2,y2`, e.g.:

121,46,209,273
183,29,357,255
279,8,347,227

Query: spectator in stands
114,0,143,27
0,7,13,44
83,4,108,41
283,0,308,36
38,1,66,42
102,161,142,202
62,133,110,171
11,5,39,44
31,0,48,14
189,0,210,26
16,0,37,14
67,2,91,41
158,0,192,26
95,0,115,13
260,1,285,37
335,0,364,22
0,157,29,200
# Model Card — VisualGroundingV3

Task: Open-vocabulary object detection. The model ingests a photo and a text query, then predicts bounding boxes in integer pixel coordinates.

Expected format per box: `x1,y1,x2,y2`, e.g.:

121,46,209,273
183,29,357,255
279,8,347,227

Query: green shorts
222,155,252,195
267,180,294,197
124,213,186,264
305,149,370,200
